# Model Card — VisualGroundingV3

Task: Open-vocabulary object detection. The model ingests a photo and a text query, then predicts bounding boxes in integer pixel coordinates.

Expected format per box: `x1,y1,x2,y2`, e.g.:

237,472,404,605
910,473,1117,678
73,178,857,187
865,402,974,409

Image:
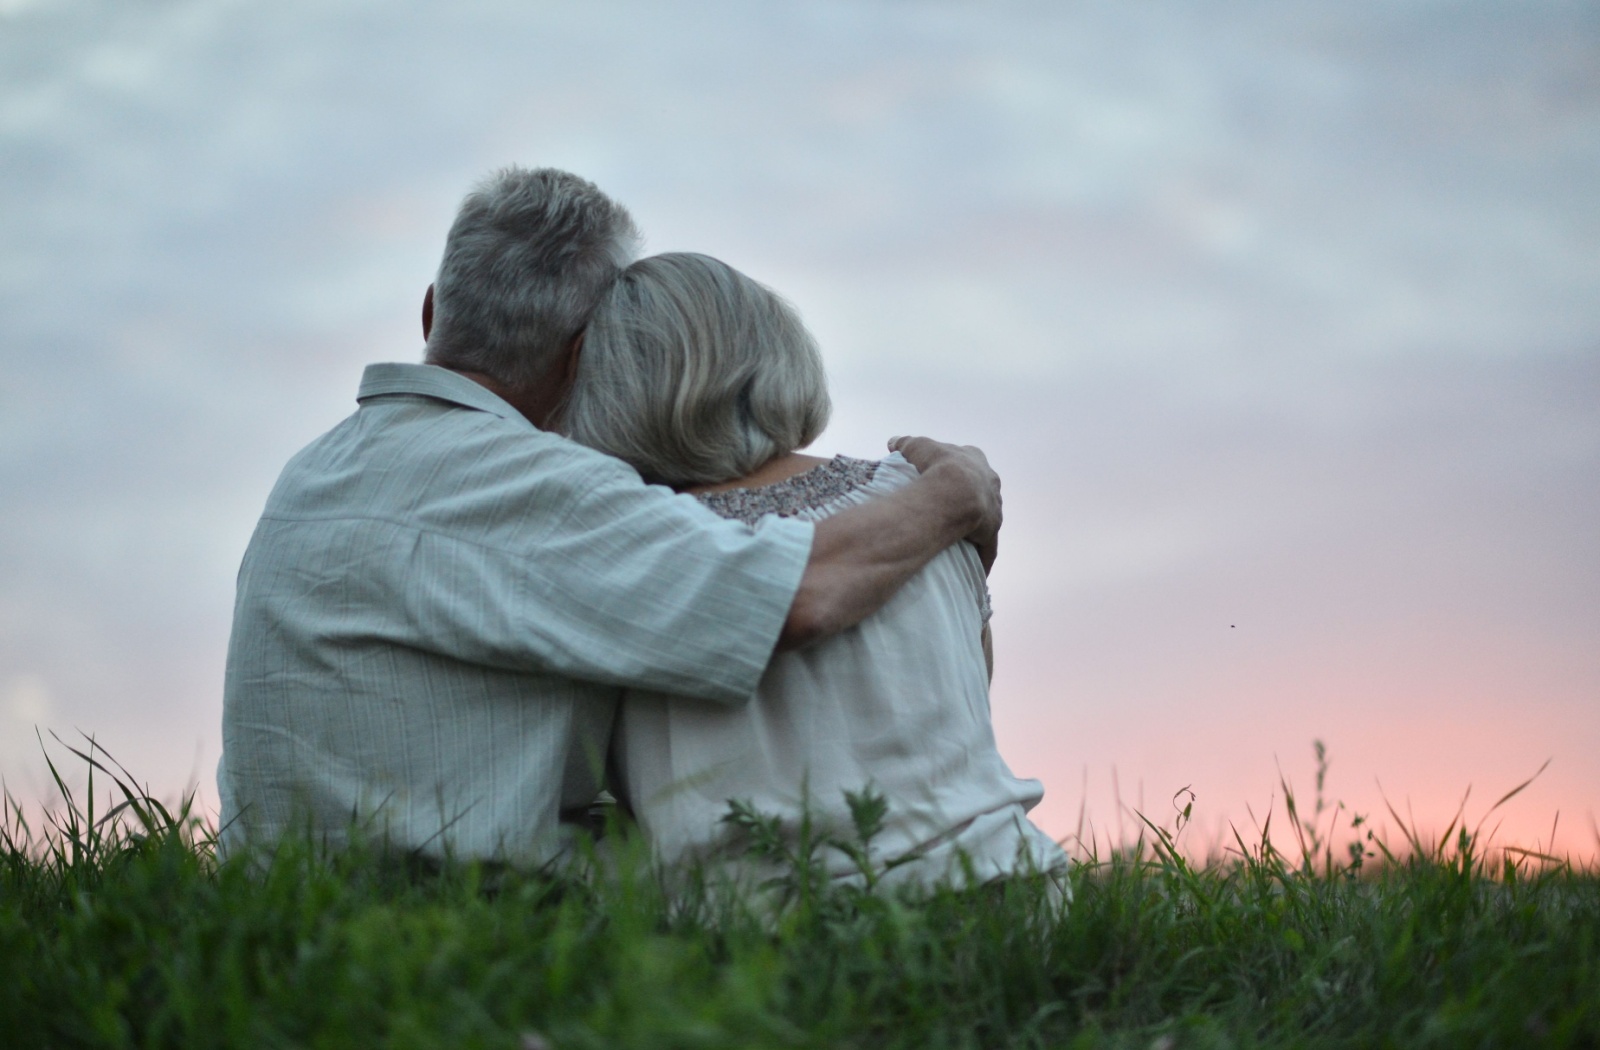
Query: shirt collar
356,363,531,428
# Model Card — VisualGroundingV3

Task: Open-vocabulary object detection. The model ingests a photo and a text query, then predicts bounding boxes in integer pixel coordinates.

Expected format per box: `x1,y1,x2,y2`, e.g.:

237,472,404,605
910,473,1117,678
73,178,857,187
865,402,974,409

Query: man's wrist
920,458,985,541
887,434,1002,571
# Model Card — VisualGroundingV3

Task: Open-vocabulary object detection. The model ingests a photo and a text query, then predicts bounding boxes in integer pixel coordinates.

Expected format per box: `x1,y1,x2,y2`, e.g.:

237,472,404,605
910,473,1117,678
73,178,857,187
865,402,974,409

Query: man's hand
778,435,1005,650
889,436,1002,574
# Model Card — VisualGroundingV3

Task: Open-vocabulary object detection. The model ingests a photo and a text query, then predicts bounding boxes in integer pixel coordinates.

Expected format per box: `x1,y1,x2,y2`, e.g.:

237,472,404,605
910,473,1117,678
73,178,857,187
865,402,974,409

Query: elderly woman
563,252,1065,889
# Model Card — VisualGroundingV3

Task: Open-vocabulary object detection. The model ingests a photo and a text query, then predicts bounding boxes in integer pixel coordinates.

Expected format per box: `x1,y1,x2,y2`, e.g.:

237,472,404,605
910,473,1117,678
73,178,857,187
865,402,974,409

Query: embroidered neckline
695,456,880,525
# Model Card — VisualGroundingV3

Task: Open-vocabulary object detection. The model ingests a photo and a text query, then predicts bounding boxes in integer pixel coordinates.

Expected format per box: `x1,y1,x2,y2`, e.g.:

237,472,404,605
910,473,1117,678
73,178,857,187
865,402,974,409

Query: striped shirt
218,363,812,864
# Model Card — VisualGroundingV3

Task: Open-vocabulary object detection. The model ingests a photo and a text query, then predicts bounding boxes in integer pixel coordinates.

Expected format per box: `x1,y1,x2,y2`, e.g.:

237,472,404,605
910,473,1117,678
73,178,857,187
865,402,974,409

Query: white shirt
615,454,1066,887
218,363,813,864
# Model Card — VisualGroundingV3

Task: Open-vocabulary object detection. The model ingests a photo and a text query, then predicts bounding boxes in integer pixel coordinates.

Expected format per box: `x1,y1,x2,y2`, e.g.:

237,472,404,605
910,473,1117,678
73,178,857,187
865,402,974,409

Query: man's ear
422,284,435,340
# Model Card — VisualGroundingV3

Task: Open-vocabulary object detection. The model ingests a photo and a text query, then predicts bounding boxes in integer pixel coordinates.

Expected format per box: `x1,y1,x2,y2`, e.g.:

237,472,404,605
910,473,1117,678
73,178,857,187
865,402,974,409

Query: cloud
1,674,52,791
3,673,50,726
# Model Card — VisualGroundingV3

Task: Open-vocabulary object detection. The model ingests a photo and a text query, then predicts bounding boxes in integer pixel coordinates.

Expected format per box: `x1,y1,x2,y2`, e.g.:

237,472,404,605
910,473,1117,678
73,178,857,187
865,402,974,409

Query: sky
2,0,1596,862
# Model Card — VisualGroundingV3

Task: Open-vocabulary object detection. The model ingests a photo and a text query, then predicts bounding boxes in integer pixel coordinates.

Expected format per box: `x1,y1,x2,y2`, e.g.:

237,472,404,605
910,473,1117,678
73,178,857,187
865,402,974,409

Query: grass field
3,739,1596,1049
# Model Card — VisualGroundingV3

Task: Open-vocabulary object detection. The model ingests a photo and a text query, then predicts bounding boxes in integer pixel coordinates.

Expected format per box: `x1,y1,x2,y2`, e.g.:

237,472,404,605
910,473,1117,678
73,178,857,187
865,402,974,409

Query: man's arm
777,437,1001,649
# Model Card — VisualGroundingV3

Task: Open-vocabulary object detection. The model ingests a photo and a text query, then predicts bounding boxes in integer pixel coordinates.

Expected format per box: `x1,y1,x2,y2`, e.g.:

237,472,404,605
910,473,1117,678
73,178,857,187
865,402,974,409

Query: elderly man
218,167,1002,865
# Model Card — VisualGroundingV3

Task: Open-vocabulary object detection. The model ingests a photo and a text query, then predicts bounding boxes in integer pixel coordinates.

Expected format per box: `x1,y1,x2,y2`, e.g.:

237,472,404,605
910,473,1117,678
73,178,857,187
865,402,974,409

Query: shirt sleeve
392,433,814,705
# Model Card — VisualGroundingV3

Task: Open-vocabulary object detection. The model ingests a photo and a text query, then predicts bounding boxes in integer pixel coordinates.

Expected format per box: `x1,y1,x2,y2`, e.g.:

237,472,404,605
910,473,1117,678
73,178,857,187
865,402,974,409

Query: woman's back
614,453,1065,886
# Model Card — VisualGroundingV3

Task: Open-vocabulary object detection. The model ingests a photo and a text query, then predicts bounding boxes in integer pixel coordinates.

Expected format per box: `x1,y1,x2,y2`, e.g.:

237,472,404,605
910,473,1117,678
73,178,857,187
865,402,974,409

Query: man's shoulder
259,396,683,548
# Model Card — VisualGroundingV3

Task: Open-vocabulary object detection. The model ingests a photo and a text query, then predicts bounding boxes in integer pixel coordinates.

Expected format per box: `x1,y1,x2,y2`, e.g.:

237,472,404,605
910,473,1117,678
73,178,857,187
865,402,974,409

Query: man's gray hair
562,253,831,487
425,167,640,389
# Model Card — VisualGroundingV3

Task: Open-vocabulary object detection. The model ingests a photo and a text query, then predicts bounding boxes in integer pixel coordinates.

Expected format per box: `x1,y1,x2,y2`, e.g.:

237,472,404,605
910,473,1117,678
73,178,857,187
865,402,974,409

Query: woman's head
561,252,830,486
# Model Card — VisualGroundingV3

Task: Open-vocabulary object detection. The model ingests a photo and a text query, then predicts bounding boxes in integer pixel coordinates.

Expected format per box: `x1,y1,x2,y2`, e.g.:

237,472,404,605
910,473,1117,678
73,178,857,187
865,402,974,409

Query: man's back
218,363,812,863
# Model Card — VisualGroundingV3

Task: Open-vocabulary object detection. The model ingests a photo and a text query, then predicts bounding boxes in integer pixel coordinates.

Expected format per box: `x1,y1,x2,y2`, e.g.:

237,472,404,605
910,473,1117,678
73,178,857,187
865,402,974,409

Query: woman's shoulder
694,453,917,525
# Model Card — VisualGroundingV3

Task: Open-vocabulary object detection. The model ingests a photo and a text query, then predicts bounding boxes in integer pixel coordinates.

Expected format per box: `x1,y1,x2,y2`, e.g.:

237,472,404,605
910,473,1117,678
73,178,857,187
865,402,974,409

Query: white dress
613,453,1067,888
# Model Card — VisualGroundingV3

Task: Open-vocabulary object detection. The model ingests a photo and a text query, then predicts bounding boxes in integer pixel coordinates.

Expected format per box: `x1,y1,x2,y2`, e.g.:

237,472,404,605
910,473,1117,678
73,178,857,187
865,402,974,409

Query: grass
2,737,1596,1049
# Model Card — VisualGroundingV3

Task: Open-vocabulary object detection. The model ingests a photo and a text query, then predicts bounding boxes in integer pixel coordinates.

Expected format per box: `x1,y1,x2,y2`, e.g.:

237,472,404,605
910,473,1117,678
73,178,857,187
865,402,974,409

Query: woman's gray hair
562,253,831,487
425,167,640,389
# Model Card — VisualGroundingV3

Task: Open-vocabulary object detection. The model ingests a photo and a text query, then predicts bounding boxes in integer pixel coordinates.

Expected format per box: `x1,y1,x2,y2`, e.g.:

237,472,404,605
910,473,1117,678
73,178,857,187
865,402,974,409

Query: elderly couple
218,167,1066,889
